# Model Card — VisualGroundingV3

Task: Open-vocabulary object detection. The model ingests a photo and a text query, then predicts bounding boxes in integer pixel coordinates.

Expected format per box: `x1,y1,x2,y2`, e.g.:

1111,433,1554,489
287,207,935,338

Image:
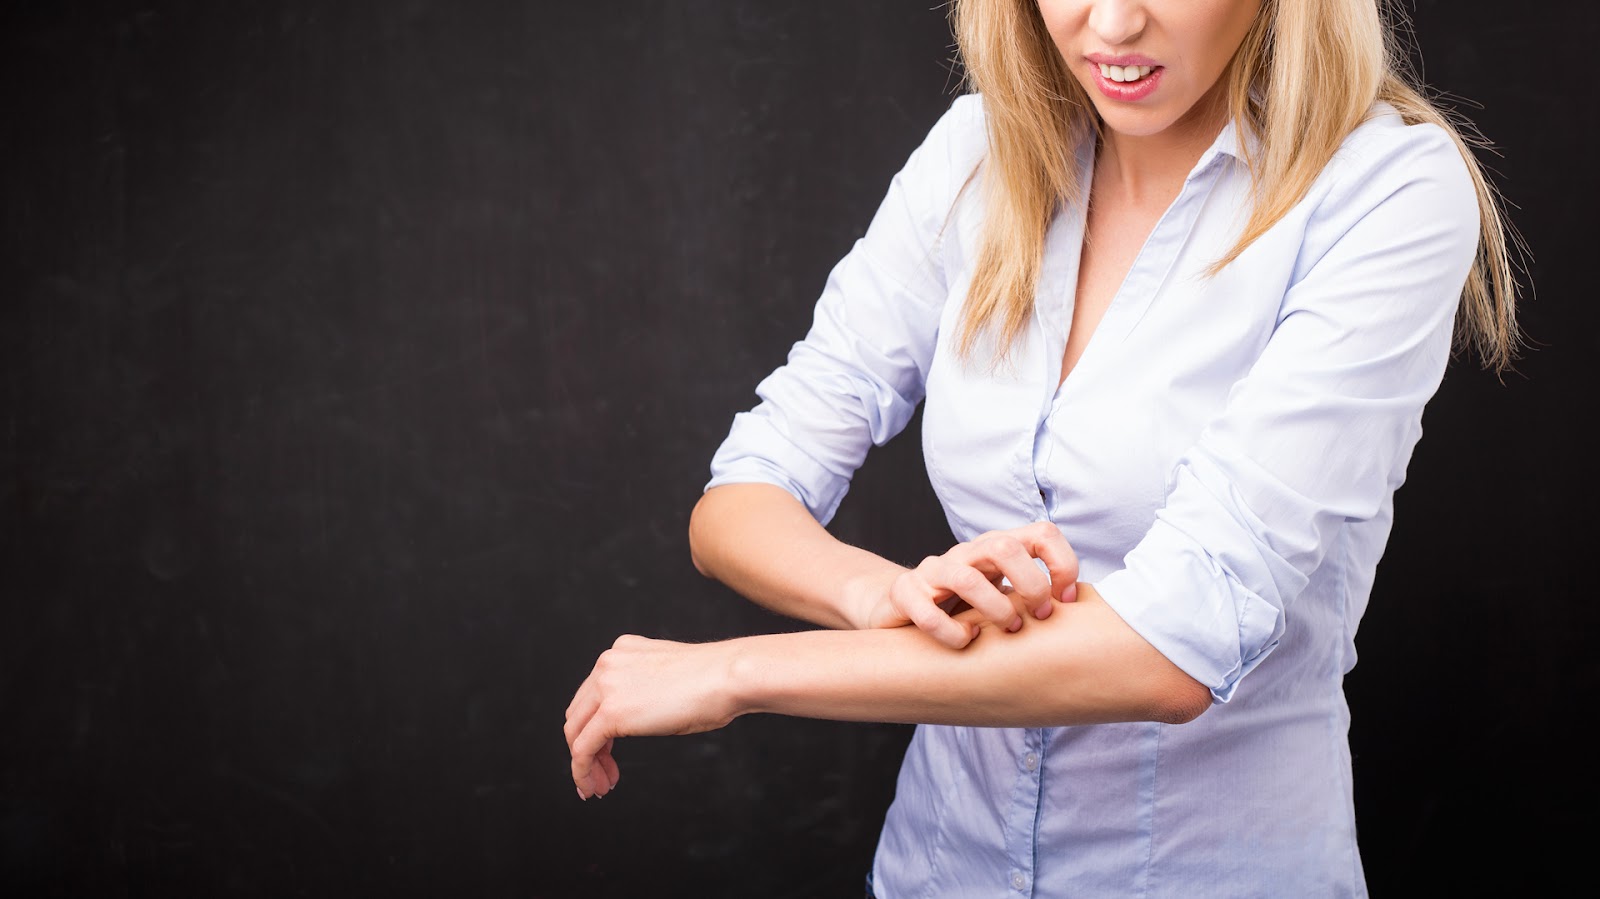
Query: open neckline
1043,132,1230,409
1049,143,1160,401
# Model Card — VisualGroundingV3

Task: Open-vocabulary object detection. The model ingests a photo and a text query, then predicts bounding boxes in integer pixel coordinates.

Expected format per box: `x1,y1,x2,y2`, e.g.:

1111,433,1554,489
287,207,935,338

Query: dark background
3,1,1595,896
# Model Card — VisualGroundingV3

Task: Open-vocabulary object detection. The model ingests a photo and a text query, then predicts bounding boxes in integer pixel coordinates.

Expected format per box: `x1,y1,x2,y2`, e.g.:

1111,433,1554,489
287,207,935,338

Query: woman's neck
1095,85,1231,207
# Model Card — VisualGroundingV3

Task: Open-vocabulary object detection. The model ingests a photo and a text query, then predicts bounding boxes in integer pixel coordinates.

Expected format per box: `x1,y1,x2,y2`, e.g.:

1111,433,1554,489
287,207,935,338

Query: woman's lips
1089,60,1163,101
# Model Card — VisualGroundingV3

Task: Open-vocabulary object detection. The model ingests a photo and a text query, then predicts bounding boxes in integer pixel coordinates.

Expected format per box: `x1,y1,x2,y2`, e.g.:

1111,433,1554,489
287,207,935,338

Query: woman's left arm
565,583,1208,798
1090,120,1484,706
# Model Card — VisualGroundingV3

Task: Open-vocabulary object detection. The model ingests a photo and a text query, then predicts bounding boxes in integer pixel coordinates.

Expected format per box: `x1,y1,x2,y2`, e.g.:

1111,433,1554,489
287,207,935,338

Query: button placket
1002,729,1045,895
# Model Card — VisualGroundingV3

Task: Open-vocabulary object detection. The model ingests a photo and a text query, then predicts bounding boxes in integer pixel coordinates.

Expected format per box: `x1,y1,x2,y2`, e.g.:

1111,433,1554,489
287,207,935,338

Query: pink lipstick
1085,53,1163,102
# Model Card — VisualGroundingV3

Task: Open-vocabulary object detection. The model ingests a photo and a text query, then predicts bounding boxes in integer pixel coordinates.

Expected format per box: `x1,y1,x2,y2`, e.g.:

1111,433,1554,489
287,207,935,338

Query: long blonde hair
949,0,1524,373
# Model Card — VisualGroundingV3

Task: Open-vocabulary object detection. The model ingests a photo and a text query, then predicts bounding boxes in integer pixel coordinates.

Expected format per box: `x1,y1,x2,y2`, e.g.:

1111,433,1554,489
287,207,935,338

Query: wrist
723,637,770,717
840,563,906,629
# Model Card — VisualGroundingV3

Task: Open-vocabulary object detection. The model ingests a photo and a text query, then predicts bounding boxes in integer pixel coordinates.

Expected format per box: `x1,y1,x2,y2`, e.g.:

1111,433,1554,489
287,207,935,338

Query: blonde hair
948,0,1524,374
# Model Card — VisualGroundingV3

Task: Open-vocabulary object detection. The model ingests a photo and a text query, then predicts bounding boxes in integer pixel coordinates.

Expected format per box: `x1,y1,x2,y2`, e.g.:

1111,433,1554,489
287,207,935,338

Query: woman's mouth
1089,61,1163,101
1097,63,1154,83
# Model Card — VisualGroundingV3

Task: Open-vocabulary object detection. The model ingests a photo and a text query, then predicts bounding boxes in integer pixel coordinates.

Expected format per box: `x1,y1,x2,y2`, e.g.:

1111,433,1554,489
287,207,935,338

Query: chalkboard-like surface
2,2,1595,896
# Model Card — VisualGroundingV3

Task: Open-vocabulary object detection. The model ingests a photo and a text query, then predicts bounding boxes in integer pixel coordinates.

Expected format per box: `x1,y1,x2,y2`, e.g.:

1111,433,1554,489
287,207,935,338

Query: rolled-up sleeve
705,95,983,525
1094,124,1483,703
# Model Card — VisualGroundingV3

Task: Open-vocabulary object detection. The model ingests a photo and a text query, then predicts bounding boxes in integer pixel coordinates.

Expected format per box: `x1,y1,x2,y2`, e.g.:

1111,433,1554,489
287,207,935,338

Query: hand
564,634,744,800
862,521,1080,649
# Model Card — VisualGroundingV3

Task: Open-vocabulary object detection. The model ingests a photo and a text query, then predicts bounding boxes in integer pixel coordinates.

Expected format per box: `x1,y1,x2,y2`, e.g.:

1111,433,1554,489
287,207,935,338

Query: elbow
687,493,714,579
689,547,712,580
1148,673,1213,725
1078,583,1214,725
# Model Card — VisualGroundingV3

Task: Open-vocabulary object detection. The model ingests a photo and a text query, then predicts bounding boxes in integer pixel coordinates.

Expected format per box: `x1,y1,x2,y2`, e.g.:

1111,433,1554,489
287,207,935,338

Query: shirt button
1024,752,1038,772
1011,871,1027,890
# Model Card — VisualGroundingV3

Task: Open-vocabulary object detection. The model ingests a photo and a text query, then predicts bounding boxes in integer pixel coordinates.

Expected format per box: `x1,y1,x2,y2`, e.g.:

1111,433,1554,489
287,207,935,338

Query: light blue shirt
704,93,1478,898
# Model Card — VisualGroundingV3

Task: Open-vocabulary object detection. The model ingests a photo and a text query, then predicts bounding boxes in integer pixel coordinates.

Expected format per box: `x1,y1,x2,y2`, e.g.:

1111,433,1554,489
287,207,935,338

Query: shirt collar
1208,100,1398,166
1076,112,1257,185
1201,113,1255,169
1213,115,1245,160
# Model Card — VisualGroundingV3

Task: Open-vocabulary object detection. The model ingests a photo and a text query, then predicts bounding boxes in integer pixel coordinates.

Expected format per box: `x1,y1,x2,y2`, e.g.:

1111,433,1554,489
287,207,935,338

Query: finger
935,559,1026,632
918,556,1017,630
571,713,616,799
564,677,588,721
937,593,973,616
897,580,977,648
589,760,609,799
973,533,1054,620
564,679,600,752
598,738,620,791
565,661,608,722
1022,520,1081,603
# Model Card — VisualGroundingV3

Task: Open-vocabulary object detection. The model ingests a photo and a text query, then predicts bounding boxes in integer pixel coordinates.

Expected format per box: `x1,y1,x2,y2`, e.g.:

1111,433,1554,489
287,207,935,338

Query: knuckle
988,535,1025,557
950,567,987,592
1021,566,1051,590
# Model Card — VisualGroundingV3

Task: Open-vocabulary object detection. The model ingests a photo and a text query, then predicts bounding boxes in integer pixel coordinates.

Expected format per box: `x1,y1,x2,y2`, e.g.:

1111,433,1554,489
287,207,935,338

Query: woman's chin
1092,107,1183,141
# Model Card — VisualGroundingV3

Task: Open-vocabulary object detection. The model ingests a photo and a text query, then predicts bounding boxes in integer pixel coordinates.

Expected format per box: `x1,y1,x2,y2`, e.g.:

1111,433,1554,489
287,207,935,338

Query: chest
1060,188,1175,387
919,156,1300,561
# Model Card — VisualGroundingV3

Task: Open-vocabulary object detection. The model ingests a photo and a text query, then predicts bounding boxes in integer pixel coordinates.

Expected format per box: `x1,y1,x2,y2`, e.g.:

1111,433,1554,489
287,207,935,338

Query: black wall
3,2,1595,896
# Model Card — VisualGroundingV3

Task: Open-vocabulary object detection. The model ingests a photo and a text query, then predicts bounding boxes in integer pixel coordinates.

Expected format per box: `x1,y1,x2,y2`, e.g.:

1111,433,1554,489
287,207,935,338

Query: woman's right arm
691,95,1074,645
688,483,903,632
691,483,1078,647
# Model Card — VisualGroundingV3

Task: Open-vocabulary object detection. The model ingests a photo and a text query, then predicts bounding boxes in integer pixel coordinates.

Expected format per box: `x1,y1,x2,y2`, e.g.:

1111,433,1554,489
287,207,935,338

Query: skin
566,581,1210,799
1044,0,1262,183
1047,0,1263,382
567,0,1262,800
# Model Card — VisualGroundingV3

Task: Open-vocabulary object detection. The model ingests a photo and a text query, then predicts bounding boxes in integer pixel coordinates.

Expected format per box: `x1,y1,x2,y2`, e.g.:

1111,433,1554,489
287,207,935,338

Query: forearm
726,584,1211,727
566,583,1211,798
688,483,904,630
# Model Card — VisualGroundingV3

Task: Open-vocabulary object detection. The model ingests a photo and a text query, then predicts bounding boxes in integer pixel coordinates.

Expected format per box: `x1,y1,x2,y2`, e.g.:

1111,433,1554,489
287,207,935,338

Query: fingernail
1006,616,1022,633
577,787,587,801
1063,582,1079,603
1034,601,1053,620
969,623,981,640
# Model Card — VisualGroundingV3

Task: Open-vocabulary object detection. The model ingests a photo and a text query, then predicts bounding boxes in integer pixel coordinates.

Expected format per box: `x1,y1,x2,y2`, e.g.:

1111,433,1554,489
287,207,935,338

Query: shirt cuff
1093,517,1285,704
704,409,853,526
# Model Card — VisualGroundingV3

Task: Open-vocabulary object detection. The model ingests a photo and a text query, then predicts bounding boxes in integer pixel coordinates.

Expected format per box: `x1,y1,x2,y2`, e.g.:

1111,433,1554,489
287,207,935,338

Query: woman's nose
1086,0,1148,47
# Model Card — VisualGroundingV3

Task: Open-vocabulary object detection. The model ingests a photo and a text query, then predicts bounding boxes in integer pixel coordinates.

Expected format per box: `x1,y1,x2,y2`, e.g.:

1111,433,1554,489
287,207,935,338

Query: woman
565,0,1520,895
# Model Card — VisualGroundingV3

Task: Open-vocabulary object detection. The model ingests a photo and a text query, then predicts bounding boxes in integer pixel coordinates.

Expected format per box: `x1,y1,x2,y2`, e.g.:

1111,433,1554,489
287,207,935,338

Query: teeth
1098,63,1154,83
